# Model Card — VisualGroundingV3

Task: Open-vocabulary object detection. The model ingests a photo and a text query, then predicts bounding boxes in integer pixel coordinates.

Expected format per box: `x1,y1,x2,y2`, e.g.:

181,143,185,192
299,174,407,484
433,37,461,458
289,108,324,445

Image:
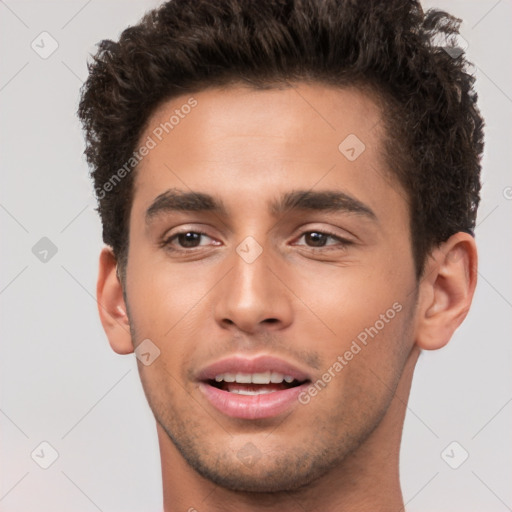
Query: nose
213,243,293,334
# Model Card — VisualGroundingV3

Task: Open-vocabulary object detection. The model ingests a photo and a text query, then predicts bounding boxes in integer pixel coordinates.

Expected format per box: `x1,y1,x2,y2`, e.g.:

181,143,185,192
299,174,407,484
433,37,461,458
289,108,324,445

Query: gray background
1,0,511,510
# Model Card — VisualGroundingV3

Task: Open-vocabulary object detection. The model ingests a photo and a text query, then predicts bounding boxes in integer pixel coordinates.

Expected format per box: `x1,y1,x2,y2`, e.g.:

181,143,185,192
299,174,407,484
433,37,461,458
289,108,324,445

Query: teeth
251,371,271,384
229,388,274,395
235,372,252,383
270,371,285,383
213,372,295,384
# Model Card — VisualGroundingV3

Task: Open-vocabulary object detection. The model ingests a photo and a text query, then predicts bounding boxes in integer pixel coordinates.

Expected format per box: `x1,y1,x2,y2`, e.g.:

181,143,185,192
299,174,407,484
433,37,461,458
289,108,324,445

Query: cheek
302,286,415,426
125,255,221,381
292,261,416,392
126,254,212,329
297,265,408,333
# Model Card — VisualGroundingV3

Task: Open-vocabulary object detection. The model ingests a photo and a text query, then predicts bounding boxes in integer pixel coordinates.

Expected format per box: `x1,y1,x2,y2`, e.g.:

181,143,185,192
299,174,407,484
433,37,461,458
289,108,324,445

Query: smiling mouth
207,372,308,395
197,356,313,419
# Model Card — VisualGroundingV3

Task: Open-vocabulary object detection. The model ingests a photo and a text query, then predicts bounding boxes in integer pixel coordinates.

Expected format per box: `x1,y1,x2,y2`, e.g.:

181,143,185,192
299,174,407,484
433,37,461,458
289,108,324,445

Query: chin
188,457,328,493
167,429,343,494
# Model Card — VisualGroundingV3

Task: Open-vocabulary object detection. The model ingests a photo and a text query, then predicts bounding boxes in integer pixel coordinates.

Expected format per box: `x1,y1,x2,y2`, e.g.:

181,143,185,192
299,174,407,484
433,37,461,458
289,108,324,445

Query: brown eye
304,232,330,247
162,230,218,251
176,232,203,248
293,230,353,250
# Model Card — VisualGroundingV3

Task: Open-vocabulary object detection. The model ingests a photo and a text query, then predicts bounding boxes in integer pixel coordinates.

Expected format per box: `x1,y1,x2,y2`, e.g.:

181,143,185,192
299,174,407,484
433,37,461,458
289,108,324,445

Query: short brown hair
78,0,484,277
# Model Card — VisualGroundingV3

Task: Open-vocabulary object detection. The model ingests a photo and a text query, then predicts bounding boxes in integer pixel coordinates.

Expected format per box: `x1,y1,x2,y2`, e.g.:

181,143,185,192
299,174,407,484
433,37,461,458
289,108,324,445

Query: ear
415,232,478,350
97,247,133,355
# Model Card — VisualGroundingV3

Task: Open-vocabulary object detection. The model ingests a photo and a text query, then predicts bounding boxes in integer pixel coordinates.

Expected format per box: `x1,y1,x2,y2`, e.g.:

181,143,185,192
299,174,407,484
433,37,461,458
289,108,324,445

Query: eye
162,231,220,250
293,231,351,248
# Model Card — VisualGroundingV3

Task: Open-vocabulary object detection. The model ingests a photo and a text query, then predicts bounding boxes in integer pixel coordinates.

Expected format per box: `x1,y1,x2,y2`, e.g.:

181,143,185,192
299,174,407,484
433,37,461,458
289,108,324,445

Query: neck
160,347,420,512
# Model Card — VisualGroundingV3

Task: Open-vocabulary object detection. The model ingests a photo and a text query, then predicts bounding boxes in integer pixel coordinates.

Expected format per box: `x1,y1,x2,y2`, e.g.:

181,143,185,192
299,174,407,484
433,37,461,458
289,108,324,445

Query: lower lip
199,382,308,420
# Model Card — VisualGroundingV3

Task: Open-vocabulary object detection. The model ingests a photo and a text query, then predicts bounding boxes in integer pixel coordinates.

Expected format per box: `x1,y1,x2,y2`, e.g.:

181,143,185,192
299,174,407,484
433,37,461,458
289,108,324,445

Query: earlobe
415,232,478,351
97,247,134,355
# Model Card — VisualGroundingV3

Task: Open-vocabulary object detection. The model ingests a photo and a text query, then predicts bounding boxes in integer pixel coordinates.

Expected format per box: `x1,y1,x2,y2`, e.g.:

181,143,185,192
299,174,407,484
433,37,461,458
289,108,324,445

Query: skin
97,83,477,511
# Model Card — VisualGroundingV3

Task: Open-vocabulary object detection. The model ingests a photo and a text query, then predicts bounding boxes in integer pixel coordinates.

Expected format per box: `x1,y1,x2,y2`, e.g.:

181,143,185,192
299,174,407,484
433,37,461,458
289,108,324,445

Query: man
78,0,483,510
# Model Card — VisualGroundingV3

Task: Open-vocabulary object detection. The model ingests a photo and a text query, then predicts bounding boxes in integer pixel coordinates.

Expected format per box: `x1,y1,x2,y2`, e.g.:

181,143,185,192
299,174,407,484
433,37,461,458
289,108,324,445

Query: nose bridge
233,246,271,304
213,238,293,332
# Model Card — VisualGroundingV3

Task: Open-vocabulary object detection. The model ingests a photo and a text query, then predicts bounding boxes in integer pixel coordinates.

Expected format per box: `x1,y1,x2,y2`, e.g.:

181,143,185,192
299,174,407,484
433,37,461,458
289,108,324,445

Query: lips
197,355,311,420
197,355,311,382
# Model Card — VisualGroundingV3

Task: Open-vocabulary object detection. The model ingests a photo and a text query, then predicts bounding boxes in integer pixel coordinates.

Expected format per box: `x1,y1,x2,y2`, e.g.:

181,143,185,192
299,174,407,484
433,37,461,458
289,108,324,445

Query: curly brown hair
78,0,484,278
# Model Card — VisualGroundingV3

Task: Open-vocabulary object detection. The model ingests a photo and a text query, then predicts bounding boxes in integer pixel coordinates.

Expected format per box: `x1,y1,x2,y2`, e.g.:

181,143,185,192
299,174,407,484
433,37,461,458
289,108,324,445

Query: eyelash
160,230,218,252
160,229,353,253
294,230,353,250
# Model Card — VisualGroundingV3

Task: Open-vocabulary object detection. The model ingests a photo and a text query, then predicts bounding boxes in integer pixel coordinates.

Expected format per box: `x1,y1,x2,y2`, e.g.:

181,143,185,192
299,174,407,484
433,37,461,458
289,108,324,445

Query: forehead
132,83,403,221
140,83,383,163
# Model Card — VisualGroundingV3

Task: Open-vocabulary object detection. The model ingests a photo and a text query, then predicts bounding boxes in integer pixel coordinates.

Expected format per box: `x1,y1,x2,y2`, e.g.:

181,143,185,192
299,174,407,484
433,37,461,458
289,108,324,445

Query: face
123,83,419,492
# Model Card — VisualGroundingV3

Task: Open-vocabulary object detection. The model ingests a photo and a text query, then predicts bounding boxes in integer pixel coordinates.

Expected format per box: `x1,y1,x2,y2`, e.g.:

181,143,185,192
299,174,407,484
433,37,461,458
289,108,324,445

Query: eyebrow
145,188,377,223
271,189,377,220
146,189,226,223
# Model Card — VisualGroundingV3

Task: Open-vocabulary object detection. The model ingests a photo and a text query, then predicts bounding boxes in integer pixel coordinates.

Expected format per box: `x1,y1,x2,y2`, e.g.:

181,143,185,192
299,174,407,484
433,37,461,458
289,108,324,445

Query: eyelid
160,226,222,250
292,232,352,249
290,224,356,244
162,222,217,238
159,224,355,253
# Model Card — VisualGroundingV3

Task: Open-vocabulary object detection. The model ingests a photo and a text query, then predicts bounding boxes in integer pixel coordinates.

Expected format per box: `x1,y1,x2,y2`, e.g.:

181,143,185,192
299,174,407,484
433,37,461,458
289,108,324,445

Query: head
79,0,483,495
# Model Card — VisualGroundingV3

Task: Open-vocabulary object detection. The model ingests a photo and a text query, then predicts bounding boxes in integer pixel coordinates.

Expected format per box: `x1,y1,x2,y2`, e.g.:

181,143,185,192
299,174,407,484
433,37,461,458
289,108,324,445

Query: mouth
197,356,312,420
208,371,306,395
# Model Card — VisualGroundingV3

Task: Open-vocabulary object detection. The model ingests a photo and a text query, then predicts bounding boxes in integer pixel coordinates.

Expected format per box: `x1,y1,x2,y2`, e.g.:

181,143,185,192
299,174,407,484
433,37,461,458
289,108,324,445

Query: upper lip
196,354,312,382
